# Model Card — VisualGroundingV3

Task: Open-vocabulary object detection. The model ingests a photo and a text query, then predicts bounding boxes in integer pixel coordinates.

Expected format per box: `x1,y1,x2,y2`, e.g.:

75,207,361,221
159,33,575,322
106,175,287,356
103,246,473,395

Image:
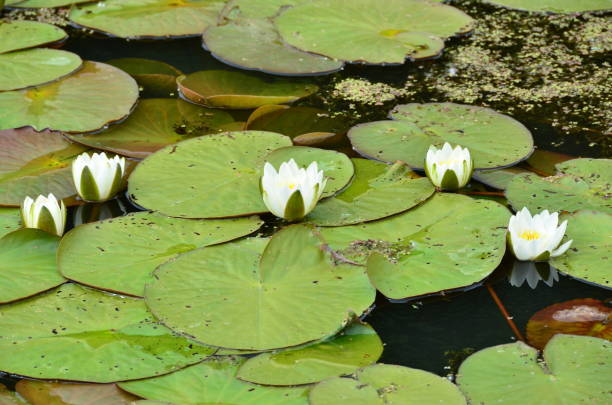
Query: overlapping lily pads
145,225,376,350
275,0,474,64
349,103,534,170
0,61,139,132
306,159,434,226
177,70,318,109
106,58,182,97
66,98,236,158
128,131,292,218
7,0,92,7
15,380,138,405
70,0,226,39
484,0,612,13
457,335,611,404
120,357,310,405
58,212,263,296
0,48,82,91
0,207,20,238
0,21,66,54
0,128,87,206
320,193,510,299
0,283,215,382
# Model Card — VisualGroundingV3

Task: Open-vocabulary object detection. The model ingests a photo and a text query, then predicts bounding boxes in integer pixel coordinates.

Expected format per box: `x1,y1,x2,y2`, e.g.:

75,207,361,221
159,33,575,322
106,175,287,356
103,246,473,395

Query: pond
0,0,610,404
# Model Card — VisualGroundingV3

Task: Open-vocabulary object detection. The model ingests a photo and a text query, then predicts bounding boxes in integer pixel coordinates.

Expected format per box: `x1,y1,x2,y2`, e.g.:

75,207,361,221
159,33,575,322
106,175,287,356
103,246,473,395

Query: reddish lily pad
106,58,182,97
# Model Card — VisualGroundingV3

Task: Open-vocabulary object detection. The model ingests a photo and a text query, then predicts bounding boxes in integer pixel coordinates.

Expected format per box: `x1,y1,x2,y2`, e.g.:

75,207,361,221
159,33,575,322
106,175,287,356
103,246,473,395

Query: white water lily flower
261,159,327,221
508,207,573,262
424,142,473,191
21,194,67,236
72,152,126,202
509,261,559,289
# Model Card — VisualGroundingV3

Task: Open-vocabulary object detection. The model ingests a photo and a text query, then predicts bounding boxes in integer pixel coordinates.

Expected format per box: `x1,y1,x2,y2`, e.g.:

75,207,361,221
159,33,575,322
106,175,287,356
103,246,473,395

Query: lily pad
264,146,354,198
0,384,27,405
177,70,318,109
457,334,612,405
319,193,510,300
58,212,263,296
70,0,226,39
525,149,573,176
0,128,87,206
473,166,530,190
484,0,612,13
7,0,92,8
309,364,467,405
222,0,310,19
128,131,292,218
0,283,214,382
237,322,383,386
0,61,139,133
15,380,138,405
145,225,376,350
550,210,611,289
0,208,20,238
66,98,236,159
275,0,473,64
106,58,182,97
0,48,82,91
0,21,66,54
0,229,65,304
505,158,612,214
120,357,309,405
349,103,534,170
306,159,435,226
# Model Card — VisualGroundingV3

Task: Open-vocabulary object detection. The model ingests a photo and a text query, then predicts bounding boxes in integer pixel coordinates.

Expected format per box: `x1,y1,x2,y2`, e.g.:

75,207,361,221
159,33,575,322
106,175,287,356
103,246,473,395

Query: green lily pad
145,225,376,350
0,48,82,91
473,167,530,190
0,229,65,304
505,158,612,214
237,322,383,386
275,0,473,64
0,21,66,54
484,0,612,13
306,159,435,226
0,61,139,133
106,58,182,97
309,364,467,405
66,98,236,159
128,131,292,218
120,357,309,405
7,0,92,8
15,380,138,405
525,150,573,176
222,0,310,19
0,208,20,238
58,212,263,297
550,210,611,289
457,334,612,405
0,283,215,382
319,193,510,300
0,128,87,206
349,103,534,170
70,0,226,39
264,146,354,198
177,70,318,109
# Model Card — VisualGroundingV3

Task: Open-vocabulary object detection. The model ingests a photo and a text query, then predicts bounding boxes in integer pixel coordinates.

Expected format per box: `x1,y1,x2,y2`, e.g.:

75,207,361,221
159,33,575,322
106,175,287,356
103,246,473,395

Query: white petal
550,240,573,257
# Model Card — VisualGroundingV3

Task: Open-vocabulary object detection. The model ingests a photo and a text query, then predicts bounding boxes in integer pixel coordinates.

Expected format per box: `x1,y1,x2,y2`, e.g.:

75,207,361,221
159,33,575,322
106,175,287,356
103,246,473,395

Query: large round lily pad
58,212,263,296
0,283,215,382
0,48,82,91
309,364,467,405
0,208,20,238
0,21,66,54
120,357,309,405
484,0,612,13
237,322,383,386
0,229,65,304
457,334,612,404
349,103,534,170
70,0,226,39
128,131,292,218
505,158,612,214
550,210,611,289
0,128,87,206
0,61,139,133
66,98,236,158
16,380,138,405
319,193,510,300
145,225,376,350
106,58,182,97
177,70,318,109
275,0,474,64
306,159,435,226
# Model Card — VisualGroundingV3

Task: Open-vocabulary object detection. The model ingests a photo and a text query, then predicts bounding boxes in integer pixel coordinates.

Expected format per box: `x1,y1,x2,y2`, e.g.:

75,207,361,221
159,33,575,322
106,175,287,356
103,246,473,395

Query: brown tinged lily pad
106,58,182,97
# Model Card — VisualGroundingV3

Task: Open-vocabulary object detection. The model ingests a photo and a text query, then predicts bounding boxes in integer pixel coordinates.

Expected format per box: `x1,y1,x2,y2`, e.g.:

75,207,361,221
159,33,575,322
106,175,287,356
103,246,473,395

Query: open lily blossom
424,142,473,191
261,159,327,221
72,152,126,202
508,207,573,262
21,193,67,236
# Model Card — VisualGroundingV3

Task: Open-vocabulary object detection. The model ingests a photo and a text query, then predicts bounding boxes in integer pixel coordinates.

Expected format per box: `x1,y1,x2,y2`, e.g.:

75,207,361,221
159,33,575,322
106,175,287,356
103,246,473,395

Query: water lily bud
507,207,573,262
424,143,473,191
72,152,126,202
20,193,67,236
261,159,327,221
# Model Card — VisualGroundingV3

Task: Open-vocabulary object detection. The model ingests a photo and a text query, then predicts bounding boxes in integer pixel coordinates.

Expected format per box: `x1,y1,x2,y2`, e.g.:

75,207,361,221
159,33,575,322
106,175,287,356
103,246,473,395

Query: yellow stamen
437,159,462,166
519,230,541,240
288,183,296,190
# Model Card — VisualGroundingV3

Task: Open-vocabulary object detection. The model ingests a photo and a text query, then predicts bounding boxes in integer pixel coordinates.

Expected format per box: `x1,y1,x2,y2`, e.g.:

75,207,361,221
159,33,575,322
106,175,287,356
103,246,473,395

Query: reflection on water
508,261,558,289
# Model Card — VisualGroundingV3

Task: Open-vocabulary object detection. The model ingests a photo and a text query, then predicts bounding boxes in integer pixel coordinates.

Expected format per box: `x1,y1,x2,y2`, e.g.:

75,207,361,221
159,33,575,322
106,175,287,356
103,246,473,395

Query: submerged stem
486,283,525,342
